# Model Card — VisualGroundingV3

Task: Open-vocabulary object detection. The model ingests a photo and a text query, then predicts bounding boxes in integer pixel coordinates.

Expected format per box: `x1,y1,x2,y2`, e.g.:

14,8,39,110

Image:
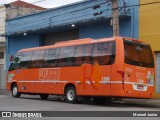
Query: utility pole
112,0,119,37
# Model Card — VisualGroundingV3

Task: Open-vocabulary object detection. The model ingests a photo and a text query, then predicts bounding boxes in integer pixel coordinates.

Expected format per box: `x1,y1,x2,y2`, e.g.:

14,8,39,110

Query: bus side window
57,46,75,67
101,42,111,65
92,44,99,65
74,46,83,66
19,51,33,68
92,41,115,65
74,44,92,66
30,50,45,68
44,48,59,68
83,44,92,64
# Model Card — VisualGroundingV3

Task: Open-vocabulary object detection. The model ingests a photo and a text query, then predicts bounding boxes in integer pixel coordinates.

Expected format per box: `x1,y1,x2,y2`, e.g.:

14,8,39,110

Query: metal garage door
156,52,160,93
42,29,79,46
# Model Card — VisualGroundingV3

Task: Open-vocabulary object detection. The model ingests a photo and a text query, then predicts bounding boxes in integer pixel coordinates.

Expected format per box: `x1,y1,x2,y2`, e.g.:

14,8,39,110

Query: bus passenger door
80,63,111,96
78,41,115,96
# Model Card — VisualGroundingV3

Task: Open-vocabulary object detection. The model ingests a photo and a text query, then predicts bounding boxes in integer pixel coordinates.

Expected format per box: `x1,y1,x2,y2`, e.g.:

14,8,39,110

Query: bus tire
65,86,77,103
11,84,21,98
40,94,49,100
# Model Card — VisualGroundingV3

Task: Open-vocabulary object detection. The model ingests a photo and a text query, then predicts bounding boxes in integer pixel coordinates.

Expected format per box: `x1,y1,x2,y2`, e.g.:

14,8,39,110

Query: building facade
0,0,45,89
139,0,160,94
0,5,6,67
5,0,141,94
6,0,139,67
0,5,6,90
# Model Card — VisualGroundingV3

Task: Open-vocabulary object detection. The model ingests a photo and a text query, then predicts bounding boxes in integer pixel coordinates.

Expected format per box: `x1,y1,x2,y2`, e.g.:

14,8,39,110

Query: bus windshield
124,39,154,68
9,56,21,71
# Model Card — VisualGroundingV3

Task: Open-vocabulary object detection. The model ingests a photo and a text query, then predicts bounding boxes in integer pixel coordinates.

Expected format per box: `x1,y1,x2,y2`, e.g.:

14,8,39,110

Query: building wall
79,18,131,39
0,6,6,35
0,2,45,90
0,5,6,66
139,0,160,51
6,34,40,68
6,6,43,20
6,0,139,69
139,0,160,94
79,22,113,39
6,0,133,36
0,5,6,89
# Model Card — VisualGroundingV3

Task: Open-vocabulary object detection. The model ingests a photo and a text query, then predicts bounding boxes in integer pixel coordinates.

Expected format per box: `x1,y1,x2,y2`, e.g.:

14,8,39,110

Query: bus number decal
39,68,60,80
102,77,110,83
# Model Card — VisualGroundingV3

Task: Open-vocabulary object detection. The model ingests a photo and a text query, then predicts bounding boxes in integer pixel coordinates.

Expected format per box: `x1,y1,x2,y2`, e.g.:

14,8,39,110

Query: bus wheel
40,94,49,100
12,84,21,98
65,87,77,103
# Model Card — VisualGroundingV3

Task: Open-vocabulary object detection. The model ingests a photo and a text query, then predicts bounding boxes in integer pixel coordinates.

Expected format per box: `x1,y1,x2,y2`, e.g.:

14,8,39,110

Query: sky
0,0,84,8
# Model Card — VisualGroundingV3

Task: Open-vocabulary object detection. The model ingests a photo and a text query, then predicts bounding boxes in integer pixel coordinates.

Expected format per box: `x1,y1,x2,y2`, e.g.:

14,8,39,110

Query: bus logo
39,68,60,80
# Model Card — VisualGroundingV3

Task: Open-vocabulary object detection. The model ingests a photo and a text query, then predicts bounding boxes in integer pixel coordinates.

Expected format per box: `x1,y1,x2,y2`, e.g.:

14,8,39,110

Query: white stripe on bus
17,80,68,83
7,80,154,86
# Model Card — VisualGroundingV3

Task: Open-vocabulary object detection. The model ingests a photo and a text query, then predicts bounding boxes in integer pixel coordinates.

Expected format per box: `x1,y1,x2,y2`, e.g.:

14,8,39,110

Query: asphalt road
0,92,160,120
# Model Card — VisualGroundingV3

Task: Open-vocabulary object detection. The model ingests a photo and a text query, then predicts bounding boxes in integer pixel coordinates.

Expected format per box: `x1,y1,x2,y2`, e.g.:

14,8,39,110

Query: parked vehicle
7,37,155,104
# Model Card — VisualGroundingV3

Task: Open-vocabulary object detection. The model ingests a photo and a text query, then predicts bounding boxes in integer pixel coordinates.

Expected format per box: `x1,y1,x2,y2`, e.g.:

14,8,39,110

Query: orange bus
6,37,155,104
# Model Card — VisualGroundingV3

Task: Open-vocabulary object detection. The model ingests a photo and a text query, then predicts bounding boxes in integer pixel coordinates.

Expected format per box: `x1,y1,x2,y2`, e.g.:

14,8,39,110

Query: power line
140,5,160,13
116,1,160,10
2,4,110,33
0,1,108,32
33,0,47,4
5,0,152,30
0,1,107,23
5,2,108,26
0,3,109,32
4,9,109,33
2,1,160,33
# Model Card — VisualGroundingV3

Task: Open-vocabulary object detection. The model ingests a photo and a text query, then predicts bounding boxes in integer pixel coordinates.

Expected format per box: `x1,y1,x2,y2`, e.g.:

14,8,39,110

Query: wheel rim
67,89,75,101
13,87,18,96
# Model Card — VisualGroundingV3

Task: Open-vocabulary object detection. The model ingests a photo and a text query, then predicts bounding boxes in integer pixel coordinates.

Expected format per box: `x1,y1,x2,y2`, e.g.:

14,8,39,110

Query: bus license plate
137,85,144,90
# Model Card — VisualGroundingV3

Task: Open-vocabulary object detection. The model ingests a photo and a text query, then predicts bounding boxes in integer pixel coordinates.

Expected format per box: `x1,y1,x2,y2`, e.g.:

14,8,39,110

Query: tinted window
9,56,21,71
44,48,59,67
124,40,154,68
19,51,33,68
9,51,33,70
19,51,32,62
74,44,93,66
92,41,115,65
57,46,75,67
30,50,45,68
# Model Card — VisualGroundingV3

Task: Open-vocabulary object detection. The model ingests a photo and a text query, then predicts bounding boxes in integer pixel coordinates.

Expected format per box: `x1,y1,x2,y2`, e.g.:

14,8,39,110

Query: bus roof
18,37,116,53
17,37,146,53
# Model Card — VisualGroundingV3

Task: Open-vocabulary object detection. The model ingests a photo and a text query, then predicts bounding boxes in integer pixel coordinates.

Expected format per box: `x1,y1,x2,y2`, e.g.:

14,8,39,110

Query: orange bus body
6,37,155,101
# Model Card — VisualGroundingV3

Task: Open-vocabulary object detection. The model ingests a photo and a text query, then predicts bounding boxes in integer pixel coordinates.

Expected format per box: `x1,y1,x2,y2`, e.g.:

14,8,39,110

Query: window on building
0,52,4,59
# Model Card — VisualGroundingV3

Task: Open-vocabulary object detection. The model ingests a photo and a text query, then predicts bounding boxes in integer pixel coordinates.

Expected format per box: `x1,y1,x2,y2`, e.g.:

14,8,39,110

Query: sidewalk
0,89,11,95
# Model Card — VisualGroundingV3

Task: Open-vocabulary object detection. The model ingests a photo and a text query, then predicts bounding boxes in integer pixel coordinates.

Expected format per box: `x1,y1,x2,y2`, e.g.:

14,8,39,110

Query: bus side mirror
9,54,14,61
